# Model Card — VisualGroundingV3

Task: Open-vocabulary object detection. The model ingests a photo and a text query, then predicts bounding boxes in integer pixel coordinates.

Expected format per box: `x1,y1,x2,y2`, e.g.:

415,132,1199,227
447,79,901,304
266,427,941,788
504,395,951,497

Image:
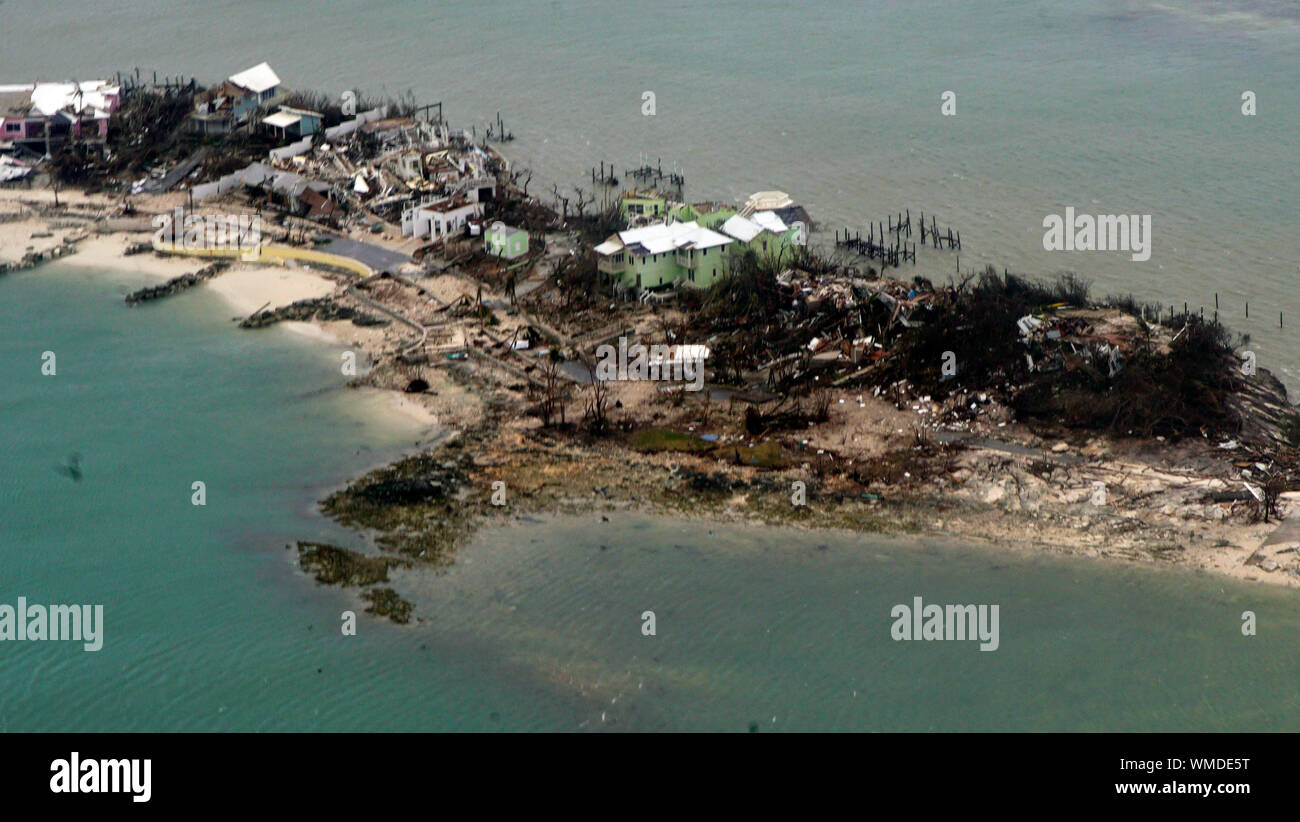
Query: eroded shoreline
310,347,1300,623
6,186,1299,627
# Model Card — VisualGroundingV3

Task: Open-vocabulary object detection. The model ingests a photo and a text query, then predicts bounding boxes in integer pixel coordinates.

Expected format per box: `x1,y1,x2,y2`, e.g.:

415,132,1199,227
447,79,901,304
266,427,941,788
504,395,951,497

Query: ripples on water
399,513,1300,731
2,0,1299,731
8,0,1294,384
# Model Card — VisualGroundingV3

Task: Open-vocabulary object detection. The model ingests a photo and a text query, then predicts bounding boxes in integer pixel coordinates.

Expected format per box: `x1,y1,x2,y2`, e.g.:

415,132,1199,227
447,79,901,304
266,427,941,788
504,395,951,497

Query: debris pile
681,257,1295,446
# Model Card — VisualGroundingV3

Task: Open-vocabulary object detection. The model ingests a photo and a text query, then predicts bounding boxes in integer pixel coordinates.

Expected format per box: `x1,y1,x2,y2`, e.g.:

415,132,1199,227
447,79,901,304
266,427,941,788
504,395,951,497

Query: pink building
0,81,121,149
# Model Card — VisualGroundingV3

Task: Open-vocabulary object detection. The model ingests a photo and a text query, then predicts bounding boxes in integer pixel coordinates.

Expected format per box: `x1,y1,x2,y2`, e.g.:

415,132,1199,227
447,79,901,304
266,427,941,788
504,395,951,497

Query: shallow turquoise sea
3,0,1300,730
2,266,1299,731
0,265,579,730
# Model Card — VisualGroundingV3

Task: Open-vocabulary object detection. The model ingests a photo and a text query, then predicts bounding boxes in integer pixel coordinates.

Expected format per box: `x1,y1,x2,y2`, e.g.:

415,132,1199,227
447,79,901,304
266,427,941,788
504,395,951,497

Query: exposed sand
2,184,442,447
379,390,439,429
59,235,195,279
204,265,338,315
0,186,117,210
280,320,342,344
318,317,392,351
0,218,82,263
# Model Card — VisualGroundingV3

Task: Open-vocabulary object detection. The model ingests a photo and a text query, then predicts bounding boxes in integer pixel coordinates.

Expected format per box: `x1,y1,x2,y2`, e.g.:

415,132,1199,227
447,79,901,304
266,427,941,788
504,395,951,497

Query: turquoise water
0,266,585,730
2,266,1298,731
3,0,1297,380
429,514,1300,731
4,1,1300,731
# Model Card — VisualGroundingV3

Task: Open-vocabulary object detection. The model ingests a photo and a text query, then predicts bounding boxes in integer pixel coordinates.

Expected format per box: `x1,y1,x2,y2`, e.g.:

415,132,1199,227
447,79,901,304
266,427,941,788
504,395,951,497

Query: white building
401,196,484,241
227,63,281,110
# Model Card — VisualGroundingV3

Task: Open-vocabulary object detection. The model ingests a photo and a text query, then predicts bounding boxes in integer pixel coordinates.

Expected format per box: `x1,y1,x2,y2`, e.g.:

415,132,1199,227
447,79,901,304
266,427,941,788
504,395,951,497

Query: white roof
619,222,680,254
751,210,788,233
676,226,732,250
721,214,763,242
262,111,300,128
594,239,623,255
229,63,280,94
615,220,733,256
722,211,787,242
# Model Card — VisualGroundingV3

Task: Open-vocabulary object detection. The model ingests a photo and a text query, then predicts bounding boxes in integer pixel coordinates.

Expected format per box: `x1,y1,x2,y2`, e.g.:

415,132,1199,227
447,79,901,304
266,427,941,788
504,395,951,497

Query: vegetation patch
630,428,714,453
296,541,407,586
361,587,413,624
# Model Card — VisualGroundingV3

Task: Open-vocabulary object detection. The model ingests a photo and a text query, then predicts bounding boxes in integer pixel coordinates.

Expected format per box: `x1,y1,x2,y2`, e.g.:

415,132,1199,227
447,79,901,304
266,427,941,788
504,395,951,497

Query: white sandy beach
360,388,439,430
0,217,82,262
62,233,343,323
59,234,194,278
5,196,434,435
203,265,337,315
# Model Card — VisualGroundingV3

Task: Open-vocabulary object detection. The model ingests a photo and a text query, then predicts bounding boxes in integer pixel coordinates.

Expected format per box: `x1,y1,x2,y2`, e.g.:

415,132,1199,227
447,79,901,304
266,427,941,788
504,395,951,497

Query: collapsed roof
0,81,119,119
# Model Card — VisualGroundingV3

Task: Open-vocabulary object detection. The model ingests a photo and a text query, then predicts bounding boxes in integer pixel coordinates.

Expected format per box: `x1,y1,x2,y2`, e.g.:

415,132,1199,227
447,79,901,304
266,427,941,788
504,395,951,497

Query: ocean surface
3,0,1297,381
2,266,1299,731
3,0,1300,730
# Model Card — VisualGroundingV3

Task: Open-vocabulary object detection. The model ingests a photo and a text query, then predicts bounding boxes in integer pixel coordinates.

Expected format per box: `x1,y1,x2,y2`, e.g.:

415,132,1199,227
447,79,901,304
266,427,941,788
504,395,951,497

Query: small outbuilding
484,221,528,259
262,106,322,138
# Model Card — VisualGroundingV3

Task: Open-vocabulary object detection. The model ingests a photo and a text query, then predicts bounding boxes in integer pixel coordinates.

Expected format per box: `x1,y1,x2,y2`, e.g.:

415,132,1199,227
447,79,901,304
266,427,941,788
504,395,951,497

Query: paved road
318,236,412,274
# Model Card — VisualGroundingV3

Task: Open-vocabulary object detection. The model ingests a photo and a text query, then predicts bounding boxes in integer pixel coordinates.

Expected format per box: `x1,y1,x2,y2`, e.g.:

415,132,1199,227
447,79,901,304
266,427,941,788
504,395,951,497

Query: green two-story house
596,191,805,293
619,189,668,221
595,219,734,290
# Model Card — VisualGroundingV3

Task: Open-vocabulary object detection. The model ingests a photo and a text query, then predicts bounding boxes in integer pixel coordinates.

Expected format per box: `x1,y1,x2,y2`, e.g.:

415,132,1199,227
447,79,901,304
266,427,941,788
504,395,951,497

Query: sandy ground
0,218,83,262
59,234,194,279
311,317,388,351
376,390,439,429
196,265,437,431
0,186,118,210
204,265,337,315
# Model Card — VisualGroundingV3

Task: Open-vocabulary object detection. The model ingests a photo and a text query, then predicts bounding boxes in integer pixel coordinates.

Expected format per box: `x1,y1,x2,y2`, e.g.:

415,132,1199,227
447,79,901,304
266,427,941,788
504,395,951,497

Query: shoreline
6,185,1299,627
306,366,1300,629
2,188,439,443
